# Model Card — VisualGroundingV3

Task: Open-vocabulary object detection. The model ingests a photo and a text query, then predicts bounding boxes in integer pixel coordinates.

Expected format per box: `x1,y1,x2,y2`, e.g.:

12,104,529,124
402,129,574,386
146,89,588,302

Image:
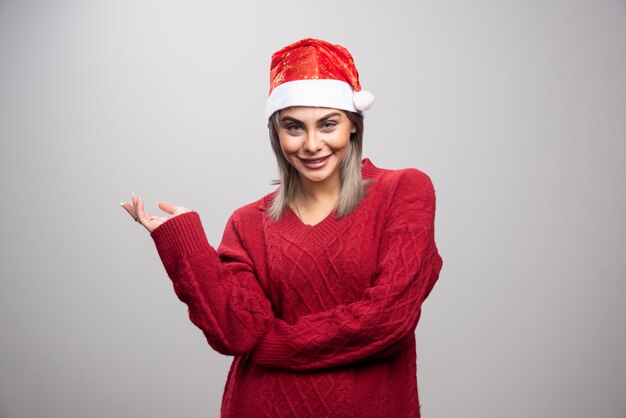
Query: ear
350,125,357,134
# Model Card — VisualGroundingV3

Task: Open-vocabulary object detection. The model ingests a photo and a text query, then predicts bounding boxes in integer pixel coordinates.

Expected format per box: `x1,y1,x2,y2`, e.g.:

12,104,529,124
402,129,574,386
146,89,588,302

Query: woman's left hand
121,193,191,233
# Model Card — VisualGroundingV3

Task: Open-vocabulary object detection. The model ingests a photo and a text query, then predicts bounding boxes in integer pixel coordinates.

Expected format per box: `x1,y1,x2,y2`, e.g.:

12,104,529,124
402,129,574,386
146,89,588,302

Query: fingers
119,193,154,232
120,201,137,220
158,200,176,215
133,194,153,232
122,194,190,233
158,200,192,216
134,193,144,219
120,193,145,221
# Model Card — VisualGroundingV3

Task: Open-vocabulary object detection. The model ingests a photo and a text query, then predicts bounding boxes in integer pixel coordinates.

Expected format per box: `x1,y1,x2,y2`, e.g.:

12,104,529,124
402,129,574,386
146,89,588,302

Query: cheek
332,130,352,154
337,142,351,160
279,145,293,162
278,135,298,155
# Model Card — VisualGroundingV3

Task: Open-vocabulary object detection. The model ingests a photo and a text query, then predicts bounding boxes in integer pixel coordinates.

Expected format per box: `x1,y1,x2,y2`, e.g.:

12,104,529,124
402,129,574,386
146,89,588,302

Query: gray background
1,0,625,417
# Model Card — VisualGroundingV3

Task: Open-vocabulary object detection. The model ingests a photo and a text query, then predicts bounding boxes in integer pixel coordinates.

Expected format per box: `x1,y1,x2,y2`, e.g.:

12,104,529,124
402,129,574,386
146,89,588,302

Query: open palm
121,193,191,233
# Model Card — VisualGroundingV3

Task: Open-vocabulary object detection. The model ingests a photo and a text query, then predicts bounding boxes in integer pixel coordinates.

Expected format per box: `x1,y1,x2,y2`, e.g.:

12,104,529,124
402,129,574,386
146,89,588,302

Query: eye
320,121,337,130
286,123,303,133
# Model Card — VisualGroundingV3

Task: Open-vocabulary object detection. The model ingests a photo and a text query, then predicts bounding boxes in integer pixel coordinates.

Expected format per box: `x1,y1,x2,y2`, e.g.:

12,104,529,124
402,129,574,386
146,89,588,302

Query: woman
122,38,442,417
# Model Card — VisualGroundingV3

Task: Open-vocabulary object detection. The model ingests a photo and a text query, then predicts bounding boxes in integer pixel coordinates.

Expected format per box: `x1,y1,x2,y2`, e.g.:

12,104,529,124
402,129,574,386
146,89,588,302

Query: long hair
267,110,367,221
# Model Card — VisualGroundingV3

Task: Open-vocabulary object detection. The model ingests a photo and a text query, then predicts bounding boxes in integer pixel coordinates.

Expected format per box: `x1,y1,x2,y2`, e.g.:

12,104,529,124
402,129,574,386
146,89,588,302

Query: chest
263,214,380,322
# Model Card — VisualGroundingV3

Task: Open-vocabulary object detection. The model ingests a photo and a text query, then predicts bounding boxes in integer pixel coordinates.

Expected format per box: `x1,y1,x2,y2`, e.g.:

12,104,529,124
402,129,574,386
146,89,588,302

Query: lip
298,154,332,169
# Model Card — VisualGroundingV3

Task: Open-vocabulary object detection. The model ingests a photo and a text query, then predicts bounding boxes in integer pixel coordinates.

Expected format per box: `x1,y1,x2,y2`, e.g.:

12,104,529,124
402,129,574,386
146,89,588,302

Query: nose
303,131,323,154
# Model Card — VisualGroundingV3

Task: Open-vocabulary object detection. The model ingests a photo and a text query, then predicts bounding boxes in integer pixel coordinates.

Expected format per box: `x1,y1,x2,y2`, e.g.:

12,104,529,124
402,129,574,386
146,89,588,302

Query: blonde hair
267,110,367,221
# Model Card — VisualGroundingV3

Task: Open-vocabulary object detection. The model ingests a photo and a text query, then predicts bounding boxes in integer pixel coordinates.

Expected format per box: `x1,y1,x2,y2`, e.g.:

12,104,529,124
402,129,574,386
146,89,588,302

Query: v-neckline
267,158,380,242
273,205,342,245
287,205,337,228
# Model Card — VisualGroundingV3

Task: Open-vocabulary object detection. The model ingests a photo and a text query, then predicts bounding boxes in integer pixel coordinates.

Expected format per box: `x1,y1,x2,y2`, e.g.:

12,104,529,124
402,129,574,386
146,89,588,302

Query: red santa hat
265,38,375,119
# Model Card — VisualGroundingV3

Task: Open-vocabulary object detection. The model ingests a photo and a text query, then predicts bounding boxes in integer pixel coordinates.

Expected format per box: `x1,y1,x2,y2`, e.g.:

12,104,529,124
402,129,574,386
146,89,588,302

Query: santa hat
265,38,375,119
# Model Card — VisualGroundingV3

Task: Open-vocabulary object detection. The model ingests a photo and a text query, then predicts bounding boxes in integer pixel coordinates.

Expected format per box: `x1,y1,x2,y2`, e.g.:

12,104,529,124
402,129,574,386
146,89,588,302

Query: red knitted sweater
150,159,443,417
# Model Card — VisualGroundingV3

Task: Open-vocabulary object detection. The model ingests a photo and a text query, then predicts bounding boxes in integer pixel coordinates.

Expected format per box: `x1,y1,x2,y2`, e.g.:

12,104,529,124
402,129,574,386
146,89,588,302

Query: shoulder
218,191,276,249
363,159,436,204
227,190,275,228
362,160,438,229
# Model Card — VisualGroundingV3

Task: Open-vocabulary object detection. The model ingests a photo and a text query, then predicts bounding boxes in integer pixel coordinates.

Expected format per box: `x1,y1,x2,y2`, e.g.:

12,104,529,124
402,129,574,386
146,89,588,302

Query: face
277,107,355,189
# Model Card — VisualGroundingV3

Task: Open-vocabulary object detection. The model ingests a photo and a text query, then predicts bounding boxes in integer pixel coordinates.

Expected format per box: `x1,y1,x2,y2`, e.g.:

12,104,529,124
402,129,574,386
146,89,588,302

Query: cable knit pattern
150,159,442,418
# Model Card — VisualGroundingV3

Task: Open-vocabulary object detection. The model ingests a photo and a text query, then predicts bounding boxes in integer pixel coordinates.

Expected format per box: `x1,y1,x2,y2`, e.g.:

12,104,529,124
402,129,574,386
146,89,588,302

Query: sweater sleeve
150,210,274,356
252,170,443,370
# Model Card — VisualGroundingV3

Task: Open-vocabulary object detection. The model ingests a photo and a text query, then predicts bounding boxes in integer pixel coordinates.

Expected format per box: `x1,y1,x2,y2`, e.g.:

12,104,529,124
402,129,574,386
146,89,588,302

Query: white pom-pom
353,90,375,111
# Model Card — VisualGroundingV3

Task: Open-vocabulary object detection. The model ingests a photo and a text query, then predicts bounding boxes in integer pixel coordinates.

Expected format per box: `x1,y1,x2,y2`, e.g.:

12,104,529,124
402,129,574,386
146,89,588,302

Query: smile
298,154,332,169
299,155,331,163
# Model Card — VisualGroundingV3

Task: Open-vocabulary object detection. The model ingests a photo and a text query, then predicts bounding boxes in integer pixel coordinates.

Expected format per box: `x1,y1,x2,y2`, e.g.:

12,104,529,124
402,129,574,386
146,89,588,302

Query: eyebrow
280,112,343,124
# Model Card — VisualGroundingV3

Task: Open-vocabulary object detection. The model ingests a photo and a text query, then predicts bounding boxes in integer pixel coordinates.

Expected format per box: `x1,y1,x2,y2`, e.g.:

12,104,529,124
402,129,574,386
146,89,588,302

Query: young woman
122,38,442,418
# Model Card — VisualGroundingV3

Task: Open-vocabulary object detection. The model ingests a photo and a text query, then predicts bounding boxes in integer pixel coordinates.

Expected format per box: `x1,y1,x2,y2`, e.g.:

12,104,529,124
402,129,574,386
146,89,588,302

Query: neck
298,175,341,207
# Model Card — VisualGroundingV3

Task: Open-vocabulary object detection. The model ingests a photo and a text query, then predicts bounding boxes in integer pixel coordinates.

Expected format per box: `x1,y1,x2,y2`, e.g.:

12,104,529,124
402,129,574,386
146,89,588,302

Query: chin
301,168,338,184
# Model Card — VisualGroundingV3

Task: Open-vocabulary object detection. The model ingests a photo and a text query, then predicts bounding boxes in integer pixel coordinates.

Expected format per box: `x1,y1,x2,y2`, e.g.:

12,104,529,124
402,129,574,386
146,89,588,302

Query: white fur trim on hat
266,79,359,119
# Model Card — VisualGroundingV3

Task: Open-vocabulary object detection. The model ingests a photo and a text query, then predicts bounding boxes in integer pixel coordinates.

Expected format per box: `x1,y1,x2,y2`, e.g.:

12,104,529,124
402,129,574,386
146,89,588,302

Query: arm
150,210,274,356
252,170,443,370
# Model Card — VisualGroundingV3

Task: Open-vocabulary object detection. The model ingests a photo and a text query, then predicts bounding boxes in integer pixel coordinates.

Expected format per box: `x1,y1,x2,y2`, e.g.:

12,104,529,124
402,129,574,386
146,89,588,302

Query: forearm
252,235,441,370
152,212,274,356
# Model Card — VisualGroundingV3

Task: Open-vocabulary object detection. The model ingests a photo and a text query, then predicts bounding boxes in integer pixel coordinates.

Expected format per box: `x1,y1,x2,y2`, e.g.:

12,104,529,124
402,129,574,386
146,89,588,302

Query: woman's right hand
120,193,191,233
